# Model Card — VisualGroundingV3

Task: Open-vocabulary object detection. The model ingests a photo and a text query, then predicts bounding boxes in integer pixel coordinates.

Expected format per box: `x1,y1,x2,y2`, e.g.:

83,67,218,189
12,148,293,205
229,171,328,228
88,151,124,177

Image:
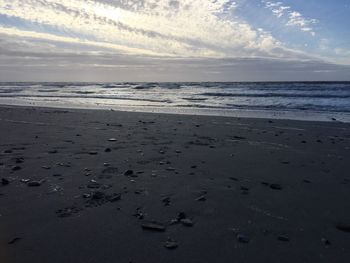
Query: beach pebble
87,181,101,189
124,170,134,176
162,197,171,206
277,235,290,242
20,179,30,183
237,234,250,243
196,195,206,201
107,193,121,202
180,218,194,227
270,184,282,190
321,238,331,246
164,238,178,249
336,223,350,232
141,221,166,232
1,178,10,185
27,181,41,187
8,237,21,245
91,191,105,200
12,166,21,171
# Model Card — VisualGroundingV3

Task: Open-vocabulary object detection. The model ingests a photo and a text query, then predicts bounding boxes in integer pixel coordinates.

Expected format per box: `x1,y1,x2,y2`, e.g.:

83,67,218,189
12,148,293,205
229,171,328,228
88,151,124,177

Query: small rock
27,181,41,187
8,237,21,245
336,223,350,232
237,234,250,243
195,195,206,201
141,221,166,232
105,148,112,153
88,151,98,155
108,138,117,142
12,166,21,171
91,191,105,200
124,170,134,176
1,178,10,185
180,218,194,227
20,179,30,183
162,197,171,206
177,212,187,220
87,181,101,189
164,238,178,249
321,238,331,246
107,193,121,202
270,184,282,190
277,235,289,242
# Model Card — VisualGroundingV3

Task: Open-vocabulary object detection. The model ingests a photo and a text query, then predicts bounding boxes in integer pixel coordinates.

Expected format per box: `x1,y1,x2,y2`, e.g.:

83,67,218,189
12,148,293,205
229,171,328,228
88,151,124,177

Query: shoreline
1,105,349,262
0,101,349,123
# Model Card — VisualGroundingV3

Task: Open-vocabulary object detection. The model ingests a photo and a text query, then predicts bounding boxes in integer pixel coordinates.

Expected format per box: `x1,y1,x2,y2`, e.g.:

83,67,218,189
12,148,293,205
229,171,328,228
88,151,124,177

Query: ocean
0,82,350,122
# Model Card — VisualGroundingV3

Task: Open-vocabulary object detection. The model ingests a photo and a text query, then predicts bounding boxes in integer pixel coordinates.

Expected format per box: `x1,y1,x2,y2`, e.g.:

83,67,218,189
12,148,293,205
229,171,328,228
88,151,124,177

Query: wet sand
0,105,349,263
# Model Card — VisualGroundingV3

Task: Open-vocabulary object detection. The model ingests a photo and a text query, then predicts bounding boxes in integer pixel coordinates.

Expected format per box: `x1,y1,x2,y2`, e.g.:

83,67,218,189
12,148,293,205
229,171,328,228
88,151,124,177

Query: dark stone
12,166,21,171
87,182,101,189
124,170,134,176
91,191,105,200
164,239,178,249
270,184,282,190
56,206,82,218
237,234,250,243
105,148,111,153
180,218,194,227
8,237,21,245
15,158,24,163
27,181,41,187
196,195,206,201
177,212,187,220
141,221,166,232
162,197,171,206
1,178,10,185
336,223,350,232
277,235,290,242
107,193,121,202
321,238,331,246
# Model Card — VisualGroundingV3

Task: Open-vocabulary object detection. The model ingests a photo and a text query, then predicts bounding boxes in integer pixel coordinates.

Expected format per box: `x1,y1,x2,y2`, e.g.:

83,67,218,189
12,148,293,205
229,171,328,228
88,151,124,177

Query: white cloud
0,0,307,59
263,1,318,36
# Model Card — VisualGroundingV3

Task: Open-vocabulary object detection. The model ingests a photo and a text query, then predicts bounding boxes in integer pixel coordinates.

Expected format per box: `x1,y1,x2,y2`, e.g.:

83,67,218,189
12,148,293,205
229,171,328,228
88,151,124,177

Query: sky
0,0,349,82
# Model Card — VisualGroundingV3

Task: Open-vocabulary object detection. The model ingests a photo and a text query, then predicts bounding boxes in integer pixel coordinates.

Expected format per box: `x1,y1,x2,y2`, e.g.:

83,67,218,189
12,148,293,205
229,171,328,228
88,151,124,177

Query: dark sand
0,105,349,263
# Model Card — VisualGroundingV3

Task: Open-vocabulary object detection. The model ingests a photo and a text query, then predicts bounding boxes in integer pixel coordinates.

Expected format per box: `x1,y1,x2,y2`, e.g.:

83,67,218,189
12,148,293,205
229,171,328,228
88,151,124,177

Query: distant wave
200,92,350,99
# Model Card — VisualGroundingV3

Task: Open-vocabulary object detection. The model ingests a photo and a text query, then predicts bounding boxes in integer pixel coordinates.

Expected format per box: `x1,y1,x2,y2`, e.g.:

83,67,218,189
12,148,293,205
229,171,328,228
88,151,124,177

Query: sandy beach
0,105,349,263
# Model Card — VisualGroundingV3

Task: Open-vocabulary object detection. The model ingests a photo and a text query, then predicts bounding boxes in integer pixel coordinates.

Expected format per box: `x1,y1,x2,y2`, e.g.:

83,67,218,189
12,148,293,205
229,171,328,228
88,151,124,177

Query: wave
200,92,350,99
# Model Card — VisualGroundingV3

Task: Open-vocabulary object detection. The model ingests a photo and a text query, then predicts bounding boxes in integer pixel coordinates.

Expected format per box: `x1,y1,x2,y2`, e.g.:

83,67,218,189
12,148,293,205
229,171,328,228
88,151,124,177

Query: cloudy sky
0,0,349,81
